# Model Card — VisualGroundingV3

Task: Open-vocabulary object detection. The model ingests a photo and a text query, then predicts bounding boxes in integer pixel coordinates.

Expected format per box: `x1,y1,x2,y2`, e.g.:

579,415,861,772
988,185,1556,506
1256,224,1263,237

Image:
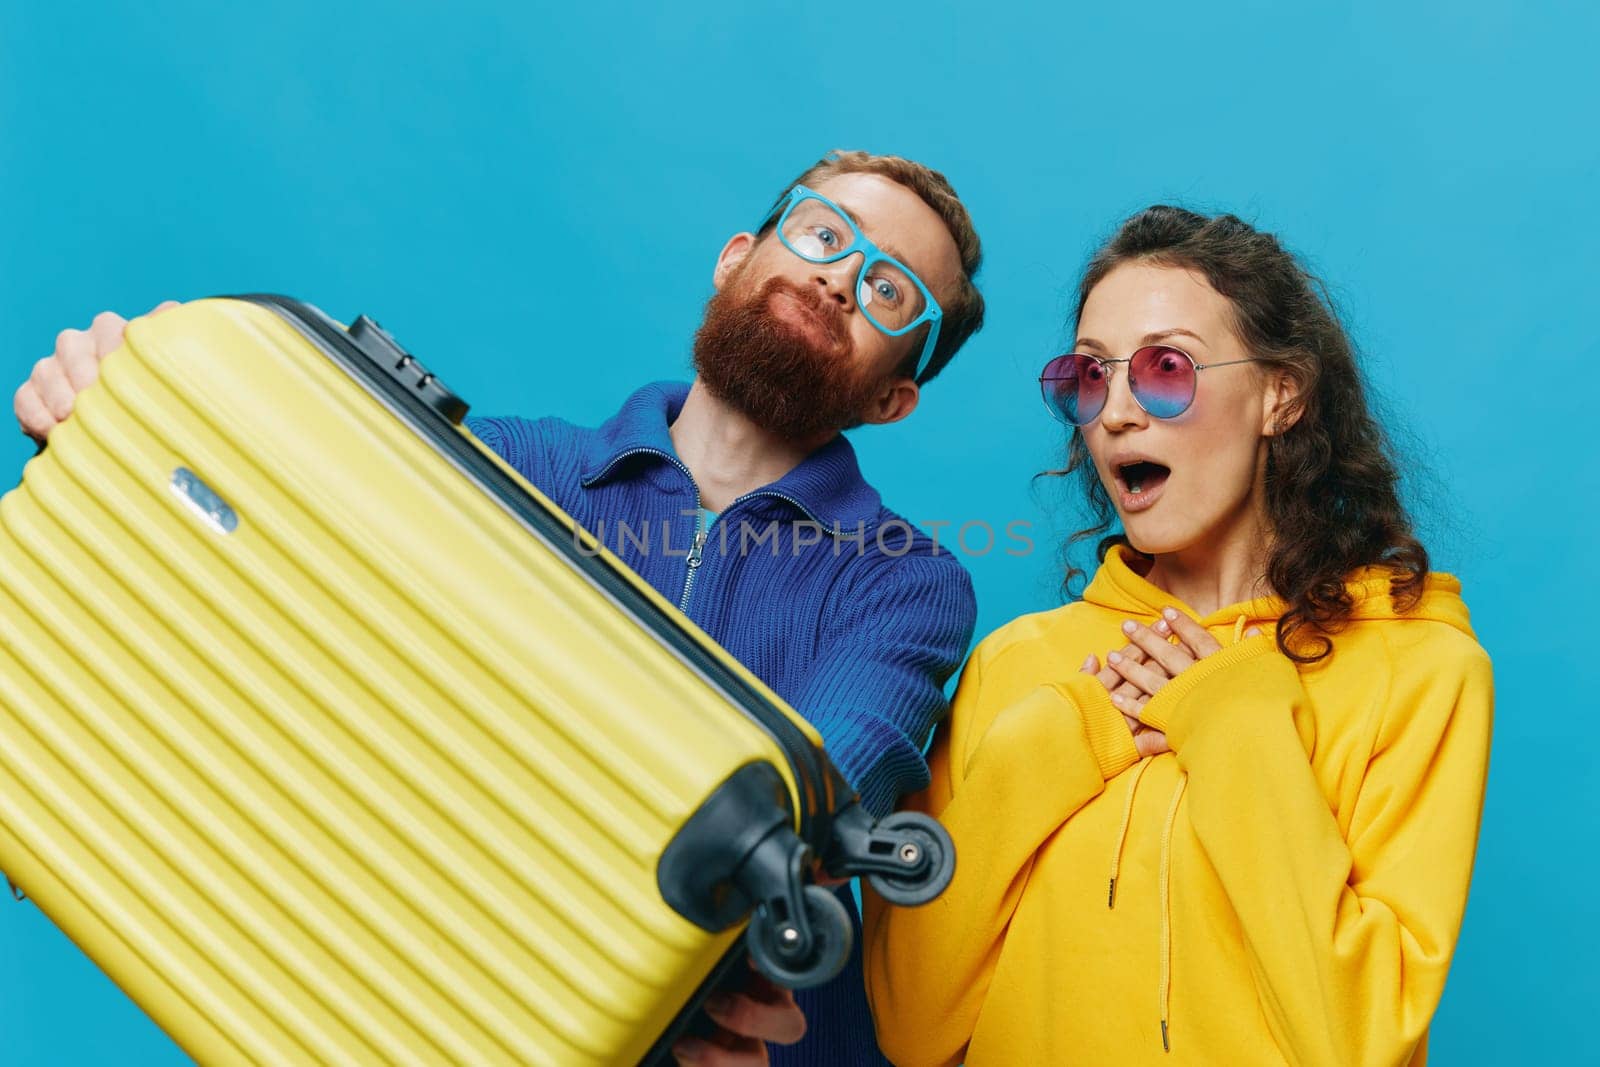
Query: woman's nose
1097,364,1148,430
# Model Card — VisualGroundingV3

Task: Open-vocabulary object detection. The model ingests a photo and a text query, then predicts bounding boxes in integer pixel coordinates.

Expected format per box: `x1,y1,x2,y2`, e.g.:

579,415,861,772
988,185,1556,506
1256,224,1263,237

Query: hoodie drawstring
1104,760,1189,1052
1107,757,1153,908
1158,774,1188,1051
1101,618,1241,1052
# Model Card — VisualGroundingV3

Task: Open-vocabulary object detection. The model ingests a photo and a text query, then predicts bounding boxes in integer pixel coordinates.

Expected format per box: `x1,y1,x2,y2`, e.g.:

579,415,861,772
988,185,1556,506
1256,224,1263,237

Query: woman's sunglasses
1038,346,1258,425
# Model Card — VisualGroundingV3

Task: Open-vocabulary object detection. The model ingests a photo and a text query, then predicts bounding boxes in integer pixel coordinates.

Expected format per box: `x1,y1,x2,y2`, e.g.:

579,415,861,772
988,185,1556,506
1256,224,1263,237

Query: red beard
692,274,884,442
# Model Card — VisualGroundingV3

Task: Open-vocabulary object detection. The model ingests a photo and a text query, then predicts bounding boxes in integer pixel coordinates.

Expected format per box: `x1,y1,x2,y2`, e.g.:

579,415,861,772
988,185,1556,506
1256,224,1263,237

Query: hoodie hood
1082,544,1476,640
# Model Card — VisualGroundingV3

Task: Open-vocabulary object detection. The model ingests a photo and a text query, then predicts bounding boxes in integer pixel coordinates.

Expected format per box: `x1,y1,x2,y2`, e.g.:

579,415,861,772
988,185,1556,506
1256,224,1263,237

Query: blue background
2,1,1593,1062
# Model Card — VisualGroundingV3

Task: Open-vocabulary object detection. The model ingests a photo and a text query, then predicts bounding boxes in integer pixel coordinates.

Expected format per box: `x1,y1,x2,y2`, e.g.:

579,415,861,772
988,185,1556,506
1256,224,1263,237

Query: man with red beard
15,150,985,1066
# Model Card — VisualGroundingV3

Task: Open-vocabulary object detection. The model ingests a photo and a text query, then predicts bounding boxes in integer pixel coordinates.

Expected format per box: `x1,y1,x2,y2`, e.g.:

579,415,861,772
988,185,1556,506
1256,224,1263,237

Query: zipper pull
687,528,708,568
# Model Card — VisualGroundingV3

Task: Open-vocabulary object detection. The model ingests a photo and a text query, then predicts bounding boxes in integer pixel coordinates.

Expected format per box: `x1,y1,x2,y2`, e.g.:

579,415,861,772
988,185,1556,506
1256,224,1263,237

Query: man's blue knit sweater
467,381,976,1065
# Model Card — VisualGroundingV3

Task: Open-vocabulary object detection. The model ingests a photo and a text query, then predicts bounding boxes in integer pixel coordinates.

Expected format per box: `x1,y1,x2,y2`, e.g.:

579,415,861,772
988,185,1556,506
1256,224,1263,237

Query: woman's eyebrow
1142,328,1207,346
1075,329,1207,353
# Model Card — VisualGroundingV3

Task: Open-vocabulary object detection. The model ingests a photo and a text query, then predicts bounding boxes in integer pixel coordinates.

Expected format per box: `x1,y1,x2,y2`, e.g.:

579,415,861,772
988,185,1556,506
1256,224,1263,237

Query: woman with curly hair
864,206,1493,1066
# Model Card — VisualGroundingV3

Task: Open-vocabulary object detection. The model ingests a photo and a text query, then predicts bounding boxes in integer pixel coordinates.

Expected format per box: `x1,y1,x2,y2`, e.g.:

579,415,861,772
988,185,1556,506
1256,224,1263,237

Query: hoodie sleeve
863,650,1140,1067
1137,632,1494,1067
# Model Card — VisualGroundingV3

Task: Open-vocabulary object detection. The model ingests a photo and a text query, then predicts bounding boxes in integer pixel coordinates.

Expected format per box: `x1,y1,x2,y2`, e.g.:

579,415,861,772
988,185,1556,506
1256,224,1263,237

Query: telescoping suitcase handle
344,315,470,426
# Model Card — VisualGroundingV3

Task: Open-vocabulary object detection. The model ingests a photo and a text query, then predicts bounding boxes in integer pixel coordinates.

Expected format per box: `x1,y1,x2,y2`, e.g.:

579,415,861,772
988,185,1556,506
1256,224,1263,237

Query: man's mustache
749,276,850,350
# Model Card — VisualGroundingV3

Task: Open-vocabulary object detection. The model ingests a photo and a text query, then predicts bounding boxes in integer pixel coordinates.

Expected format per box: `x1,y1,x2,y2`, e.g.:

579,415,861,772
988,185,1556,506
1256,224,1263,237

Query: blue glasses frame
757,184,944,381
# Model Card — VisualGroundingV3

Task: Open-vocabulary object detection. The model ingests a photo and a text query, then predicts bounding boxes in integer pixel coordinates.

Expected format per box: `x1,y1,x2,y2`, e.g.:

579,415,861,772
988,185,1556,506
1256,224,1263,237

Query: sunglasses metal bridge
1038,346,1261,426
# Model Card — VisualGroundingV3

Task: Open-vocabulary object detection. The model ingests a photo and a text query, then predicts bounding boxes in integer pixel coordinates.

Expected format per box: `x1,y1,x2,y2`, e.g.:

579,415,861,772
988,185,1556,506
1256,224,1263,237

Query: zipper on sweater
730,488,825,527
679,517,709,613
585,447,712,615
681,487,829,612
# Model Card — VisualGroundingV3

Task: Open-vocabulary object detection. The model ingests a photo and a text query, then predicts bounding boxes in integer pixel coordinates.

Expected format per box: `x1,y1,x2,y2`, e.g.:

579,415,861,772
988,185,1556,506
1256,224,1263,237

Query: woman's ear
1263,370,1304,436
712,232,757,291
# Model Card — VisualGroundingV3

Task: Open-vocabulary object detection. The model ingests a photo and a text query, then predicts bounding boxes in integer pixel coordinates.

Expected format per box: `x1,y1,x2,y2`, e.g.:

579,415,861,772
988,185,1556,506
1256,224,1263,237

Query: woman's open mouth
1113,459,1171,512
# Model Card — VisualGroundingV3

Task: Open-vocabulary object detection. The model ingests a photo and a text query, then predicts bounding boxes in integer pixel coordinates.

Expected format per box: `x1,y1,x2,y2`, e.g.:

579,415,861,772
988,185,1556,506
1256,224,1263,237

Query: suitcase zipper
233,296,836,833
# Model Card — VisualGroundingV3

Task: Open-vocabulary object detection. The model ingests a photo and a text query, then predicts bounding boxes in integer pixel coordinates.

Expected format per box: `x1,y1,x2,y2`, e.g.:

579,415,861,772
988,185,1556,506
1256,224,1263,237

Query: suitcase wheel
821,805,956,908
862,812,955,908
747,883,852,990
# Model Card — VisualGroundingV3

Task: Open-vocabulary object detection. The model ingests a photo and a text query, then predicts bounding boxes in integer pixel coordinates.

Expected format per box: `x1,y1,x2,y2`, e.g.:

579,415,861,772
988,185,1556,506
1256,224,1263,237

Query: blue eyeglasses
757,185,944,381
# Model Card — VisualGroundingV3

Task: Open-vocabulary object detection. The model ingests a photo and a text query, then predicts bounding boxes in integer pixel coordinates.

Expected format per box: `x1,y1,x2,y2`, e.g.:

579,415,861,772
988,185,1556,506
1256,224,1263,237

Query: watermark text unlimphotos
571,511,1035,559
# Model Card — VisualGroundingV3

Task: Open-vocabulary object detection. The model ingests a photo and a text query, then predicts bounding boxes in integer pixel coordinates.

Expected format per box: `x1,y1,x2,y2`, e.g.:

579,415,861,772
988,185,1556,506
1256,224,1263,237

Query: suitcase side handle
345,315,470,425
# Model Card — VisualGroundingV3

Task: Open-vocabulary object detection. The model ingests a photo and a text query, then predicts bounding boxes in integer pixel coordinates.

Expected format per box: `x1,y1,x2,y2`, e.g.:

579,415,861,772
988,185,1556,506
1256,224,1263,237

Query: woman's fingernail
1162,607,1179,621
1111,692,1124,705
1121,619,1137,634
674,1037,707,1062
1153,619,1169,634
1082,654,1096,671
1108,651,1122,665
703,994,732,1015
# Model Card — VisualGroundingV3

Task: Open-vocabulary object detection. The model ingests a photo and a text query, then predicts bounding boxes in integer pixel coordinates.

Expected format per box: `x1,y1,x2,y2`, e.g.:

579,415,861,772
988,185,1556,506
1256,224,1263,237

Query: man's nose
809,253,861,310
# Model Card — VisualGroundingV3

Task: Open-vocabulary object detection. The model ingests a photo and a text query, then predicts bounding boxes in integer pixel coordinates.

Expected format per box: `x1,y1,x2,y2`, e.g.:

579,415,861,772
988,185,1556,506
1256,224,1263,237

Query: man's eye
872,278,902,304
814,226,839,247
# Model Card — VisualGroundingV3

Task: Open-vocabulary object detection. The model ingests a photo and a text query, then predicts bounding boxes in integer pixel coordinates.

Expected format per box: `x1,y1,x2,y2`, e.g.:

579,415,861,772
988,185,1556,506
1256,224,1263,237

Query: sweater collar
579,381,883,528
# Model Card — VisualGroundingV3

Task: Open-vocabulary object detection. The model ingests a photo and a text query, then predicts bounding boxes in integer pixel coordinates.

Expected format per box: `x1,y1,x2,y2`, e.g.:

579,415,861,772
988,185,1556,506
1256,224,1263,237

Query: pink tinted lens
1040,353,1107,425
1129,346,1198,419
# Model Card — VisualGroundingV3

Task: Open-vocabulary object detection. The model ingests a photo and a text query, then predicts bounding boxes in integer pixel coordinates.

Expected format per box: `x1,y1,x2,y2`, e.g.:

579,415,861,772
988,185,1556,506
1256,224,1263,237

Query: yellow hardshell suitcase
0,296,952,1065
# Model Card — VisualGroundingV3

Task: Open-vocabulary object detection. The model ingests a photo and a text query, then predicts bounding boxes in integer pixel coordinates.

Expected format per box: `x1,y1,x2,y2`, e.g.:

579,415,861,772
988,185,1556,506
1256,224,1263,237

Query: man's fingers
672,1033,766,1066
53,328,101,394
87,310,129,361
703,985,806,1046
1160,608,1223,658
31,354,78,422
738,967,789,1004
14,381,55,441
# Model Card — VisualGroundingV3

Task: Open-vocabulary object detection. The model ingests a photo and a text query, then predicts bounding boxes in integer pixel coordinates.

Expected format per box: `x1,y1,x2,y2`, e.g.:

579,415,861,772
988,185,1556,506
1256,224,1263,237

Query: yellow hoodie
864,546,1493,1066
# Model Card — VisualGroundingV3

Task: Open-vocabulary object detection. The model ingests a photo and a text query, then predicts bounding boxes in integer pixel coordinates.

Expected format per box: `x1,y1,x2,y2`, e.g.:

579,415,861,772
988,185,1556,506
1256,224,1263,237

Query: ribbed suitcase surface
0,299,824,1065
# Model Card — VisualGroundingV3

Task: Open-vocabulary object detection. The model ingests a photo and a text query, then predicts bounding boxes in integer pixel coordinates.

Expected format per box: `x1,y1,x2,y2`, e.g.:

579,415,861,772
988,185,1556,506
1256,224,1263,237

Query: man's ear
1262,369,1303,436
712,232,757,291
860,377,921,428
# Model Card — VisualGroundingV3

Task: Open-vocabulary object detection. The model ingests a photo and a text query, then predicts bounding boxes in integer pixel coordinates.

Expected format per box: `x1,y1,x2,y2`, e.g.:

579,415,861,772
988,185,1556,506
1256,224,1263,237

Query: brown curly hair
1047,205,1429,663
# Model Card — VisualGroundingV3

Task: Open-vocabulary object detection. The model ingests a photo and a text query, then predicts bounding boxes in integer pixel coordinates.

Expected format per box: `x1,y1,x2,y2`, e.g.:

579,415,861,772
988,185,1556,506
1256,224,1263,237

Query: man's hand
672,959,807,1065
15,302,180,443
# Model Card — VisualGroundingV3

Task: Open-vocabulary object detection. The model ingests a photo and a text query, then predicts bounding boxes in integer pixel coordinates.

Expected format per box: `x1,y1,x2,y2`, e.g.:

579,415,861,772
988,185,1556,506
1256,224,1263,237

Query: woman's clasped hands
1080,607,1262,757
